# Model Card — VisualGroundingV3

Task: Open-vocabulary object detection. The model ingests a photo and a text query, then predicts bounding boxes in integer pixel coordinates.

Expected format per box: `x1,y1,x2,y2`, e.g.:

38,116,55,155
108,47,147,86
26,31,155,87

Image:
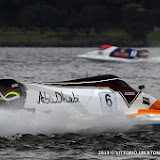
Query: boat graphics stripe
41,78,121,85
130,100,160,117
0,90,20,101
149,99,160,110
130,109,160,118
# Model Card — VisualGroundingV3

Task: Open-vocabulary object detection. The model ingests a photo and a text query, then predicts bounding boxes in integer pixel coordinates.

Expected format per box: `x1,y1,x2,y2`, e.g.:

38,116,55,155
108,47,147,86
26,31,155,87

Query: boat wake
0,106,136,137
147,56,160,63
78,55,160,63
127,56,160,63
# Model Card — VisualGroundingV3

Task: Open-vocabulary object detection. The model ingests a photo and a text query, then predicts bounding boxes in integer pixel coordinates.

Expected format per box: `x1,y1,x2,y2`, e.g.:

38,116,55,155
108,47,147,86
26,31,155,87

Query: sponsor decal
124,92,136,95
11,83,19,88
118,91,140,108
110,48,137,59
0,90,20,102
114,52,121,57
120,49,125,53
143,97,150,105
121,53,129,57
99,92,117,112
37,91,79,104
114,52,129,58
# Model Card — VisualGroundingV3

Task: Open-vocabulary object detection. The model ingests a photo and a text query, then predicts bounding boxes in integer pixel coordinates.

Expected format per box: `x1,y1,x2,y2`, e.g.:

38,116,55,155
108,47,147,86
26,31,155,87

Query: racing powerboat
0,75,160,122
78,45,149,62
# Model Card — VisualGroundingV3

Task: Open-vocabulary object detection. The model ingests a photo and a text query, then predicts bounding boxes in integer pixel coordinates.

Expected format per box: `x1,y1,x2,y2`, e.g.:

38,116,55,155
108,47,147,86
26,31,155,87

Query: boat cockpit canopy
45,74,135,91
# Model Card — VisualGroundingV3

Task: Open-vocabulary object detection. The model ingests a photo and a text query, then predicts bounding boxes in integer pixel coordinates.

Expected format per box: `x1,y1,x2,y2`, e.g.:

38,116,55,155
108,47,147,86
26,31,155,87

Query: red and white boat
78,45,149,62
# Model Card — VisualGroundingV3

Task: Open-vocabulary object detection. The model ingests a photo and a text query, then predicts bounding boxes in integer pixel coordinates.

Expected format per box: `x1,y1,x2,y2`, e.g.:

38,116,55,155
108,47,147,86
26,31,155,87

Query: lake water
0,47,160,160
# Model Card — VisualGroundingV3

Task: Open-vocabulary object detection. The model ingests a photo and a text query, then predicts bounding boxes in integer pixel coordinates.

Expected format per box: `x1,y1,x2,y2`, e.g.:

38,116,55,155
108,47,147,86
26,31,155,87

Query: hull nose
130,100,160,118
149,99,160,110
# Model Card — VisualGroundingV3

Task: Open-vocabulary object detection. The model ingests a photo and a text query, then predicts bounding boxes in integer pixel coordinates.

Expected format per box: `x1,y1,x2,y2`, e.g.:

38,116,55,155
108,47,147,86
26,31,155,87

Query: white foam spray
0,108,137,137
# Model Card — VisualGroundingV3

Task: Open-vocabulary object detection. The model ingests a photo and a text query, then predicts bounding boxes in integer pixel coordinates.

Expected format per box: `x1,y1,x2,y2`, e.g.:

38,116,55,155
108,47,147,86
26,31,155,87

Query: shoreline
0,30,159,47
0,43,159,47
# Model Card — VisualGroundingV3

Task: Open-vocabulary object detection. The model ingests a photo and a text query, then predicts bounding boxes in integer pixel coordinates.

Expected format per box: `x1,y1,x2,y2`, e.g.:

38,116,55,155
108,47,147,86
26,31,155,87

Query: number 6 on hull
99,92,117,112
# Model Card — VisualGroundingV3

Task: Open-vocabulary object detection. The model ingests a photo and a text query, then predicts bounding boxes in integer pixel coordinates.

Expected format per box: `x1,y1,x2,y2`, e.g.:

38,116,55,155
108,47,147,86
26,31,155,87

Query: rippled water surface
0,47,160,160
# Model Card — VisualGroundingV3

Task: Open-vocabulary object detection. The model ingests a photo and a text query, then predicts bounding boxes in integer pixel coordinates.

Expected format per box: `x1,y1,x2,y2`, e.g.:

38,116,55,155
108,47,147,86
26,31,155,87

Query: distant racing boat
78,45,149,62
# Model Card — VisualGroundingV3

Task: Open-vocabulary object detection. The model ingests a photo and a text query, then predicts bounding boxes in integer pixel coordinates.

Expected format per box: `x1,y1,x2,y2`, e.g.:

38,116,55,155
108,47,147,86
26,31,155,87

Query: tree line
0,0,160,42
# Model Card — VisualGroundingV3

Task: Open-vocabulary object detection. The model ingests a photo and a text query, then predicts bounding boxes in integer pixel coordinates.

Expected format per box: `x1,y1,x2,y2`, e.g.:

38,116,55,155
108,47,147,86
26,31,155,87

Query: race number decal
105,94,112,106
99,92,117,112
130,50,137,57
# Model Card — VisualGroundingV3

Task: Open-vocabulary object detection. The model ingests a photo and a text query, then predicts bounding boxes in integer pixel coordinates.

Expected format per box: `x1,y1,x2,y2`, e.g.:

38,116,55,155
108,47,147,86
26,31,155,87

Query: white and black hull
0,75,160,122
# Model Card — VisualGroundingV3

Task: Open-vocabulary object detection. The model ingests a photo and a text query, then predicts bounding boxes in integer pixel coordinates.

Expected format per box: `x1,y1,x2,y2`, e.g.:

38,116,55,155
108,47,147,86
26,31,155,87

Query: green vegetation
0,29,159,47
0,0,159,46
147,31,160,46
